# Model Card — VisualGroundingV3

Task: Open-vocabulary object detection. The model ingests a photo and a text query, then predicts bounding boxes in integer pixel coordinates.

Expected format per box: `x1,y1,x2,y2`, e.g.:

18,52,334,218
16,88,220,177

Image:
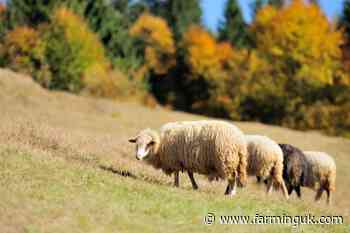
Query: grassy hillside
0,69,349,233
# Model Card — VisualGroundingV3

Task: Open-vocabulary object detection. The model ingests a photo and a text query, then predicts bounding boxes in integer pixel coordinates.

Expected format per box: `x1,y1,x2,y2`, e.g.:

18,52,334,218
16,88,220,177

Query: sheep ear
128,137,137,143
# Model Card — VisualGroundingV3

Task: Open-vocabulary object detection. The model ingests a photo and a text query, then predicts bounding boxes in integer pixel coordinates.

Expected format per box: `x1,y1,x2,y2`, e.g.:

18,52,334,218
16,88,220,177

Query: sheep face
129,131,156,160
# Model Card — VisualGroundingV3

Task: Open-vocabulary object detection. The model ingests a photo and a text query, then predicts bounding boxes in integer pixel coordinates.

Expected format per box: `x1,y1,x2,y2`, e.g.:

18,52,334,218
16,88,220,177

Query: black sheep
278,143,309,198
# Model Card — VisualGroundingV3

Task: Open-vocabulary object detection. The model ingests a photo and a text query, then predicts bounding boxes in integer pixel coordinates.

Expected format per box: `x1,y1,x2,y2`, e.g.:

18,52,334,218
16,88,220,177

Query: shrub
0,26,51,87
43,7,110,93
130,13,176,75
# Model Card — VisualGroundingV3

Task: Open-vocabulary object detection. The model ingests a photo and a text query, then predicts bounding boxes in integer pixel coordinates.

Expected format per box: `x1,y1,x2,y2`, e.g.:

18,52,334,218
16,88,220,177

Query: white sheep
303,151,336,205
128,120,248,196
245,135,289,199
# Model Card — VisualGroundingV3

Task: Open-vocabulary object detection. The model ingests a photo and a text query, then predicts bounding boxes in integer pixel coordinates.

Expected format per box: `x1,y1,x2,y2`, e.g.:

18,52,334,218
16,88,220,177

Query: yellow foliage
252,0,343,85
4,26,44,57
130,13,175,75
53,7,110,72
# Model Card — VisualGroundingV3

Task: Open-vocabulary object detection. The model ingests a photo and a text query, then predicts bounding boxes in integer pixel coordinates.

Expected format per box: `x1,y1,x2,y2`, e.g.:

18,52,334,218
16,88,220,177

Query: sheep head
129,129,160,160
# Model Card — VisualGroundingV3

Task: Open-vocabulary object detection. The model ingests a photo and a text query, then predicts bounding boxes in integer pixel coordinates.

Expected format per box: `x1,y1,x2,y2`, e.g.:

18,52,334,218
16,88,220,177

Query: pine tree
144,0,202,41
267,0,284,8
219,0,249,48
81,0,143,69
340,0,350,38
6,0,59,27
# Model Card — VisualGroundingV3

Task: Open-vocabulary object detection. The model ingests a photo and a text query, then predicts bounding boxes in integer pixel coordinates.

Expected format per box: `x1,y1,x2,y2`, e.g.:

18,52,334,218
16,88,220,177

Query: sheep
245,135,289,199
278,144,309,198
128,120,248,196
303,151,336,205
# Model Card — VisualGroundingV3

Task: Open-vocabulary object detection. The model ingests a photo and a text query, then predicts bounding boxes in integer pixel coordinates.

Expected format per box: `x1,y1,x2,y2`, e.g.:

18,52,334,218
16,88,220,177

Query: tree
81,0,143,70
252,0,343,86
0,26,51,86
250,0,284,19
267,0,284,8
145,0,202,41
0,3,6,40
130,13,176,75
6,0,59,27
339,0,350,39
43,7,110,92
219,0,249,48
250,0,265,19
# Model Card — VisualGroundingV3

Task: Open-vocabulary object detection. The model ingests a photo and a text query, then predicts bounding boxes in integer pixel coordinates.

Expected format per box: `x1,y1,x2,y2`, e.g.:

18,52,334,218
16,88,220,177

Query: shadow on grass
99,165,138,179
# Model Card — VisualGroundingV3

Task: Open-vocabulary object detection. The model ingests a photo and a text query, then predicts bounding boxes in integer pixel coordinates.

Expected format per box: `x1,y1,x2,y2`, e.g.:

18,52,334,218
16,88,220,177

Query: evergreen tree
81,0,144,70
144,0,202,41
339,0,350,39
6,0,59,27
219,0,249,48
267,0,284,8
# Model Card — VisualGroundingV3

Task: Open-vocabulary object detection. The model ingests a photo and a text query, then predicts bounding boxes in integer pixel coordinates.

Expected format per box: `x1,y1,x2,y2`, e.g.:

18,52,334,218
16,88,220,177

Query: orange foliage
0,3,5,15
130,13,175,75
1,26,51,86
183,26,235,80
183,26,219,77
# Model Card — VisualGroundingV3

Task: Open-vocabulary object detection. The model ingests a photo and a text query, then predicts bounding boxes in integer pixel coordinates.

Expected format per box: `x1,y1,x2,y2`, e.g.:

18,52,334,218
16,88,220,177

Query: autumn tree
0,26,51,86
130,13,176,76
250,0,285,20
43,7,110,92
0,3,6,40
219,0,250,48
252,0,343,86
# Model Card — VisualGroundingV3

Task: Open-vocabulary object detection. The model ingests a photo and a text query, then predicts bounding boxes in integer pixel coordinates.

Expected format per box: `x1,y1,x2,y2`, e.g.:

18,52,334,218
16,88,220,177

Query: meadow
0,69,349,232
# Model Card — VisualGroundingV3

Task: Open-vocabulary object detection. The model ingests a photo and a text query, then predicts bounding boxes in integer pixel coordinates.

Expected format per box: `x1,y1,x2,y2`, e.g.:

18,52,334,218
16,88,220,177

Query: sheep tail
237,150,247,187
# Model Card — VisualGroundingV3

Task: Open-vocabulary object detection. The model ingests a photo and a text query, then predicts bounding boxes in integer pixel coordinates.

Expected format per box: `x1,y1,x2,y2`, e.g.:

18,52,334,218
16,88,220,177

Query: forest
0,0,349,137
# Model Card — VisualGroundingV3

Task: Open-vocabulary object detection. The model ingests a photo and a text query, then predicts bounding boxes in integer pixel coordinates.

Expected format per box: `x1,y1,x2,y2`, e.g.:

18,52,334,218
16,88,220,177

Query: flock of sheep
128,120,336,205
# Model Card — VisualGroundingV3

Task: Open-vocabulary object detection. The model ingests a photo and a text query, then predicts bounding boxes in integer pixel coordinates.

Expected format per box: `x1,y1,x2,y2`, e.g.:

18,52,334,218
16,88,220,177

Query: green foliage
6,0,59,27
145,0,202,41
339,0,350,39
219,0,250,48
267,0,285,8
80,0,144,71
43,7,110,92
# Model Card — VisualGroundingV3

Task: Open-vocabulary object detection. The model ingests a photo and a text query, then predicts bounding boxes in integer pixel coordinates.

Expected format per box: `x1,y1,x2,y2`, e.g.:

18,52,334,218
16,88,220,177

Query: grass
0,69,349,232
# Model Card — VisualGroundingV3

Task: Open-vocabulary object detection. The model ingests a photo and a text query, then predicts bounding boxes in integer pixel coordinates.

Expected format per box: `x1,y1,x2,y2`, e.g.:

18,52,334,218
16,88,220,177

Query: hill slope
0,69,349,232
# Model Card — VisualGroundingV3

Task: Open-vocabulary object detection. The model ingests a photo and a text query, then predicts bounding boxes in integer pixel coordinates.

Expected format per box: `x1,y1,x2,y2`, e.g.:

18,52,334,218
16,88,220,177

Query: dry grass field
0,69,349,233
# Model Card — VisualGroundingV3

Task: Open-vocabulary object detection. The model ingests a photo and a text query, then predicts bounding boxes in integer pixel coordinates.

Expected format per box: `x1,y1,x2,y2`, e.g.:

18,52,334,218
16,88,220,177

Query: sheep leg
295,186,302,198
315,187,324,202
174,171,179,188
225,174,237,196
256,176,261,183
326,189,332,205
287,184,294,195
279,180,289,199
187,171,198,190
266,178,274,195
